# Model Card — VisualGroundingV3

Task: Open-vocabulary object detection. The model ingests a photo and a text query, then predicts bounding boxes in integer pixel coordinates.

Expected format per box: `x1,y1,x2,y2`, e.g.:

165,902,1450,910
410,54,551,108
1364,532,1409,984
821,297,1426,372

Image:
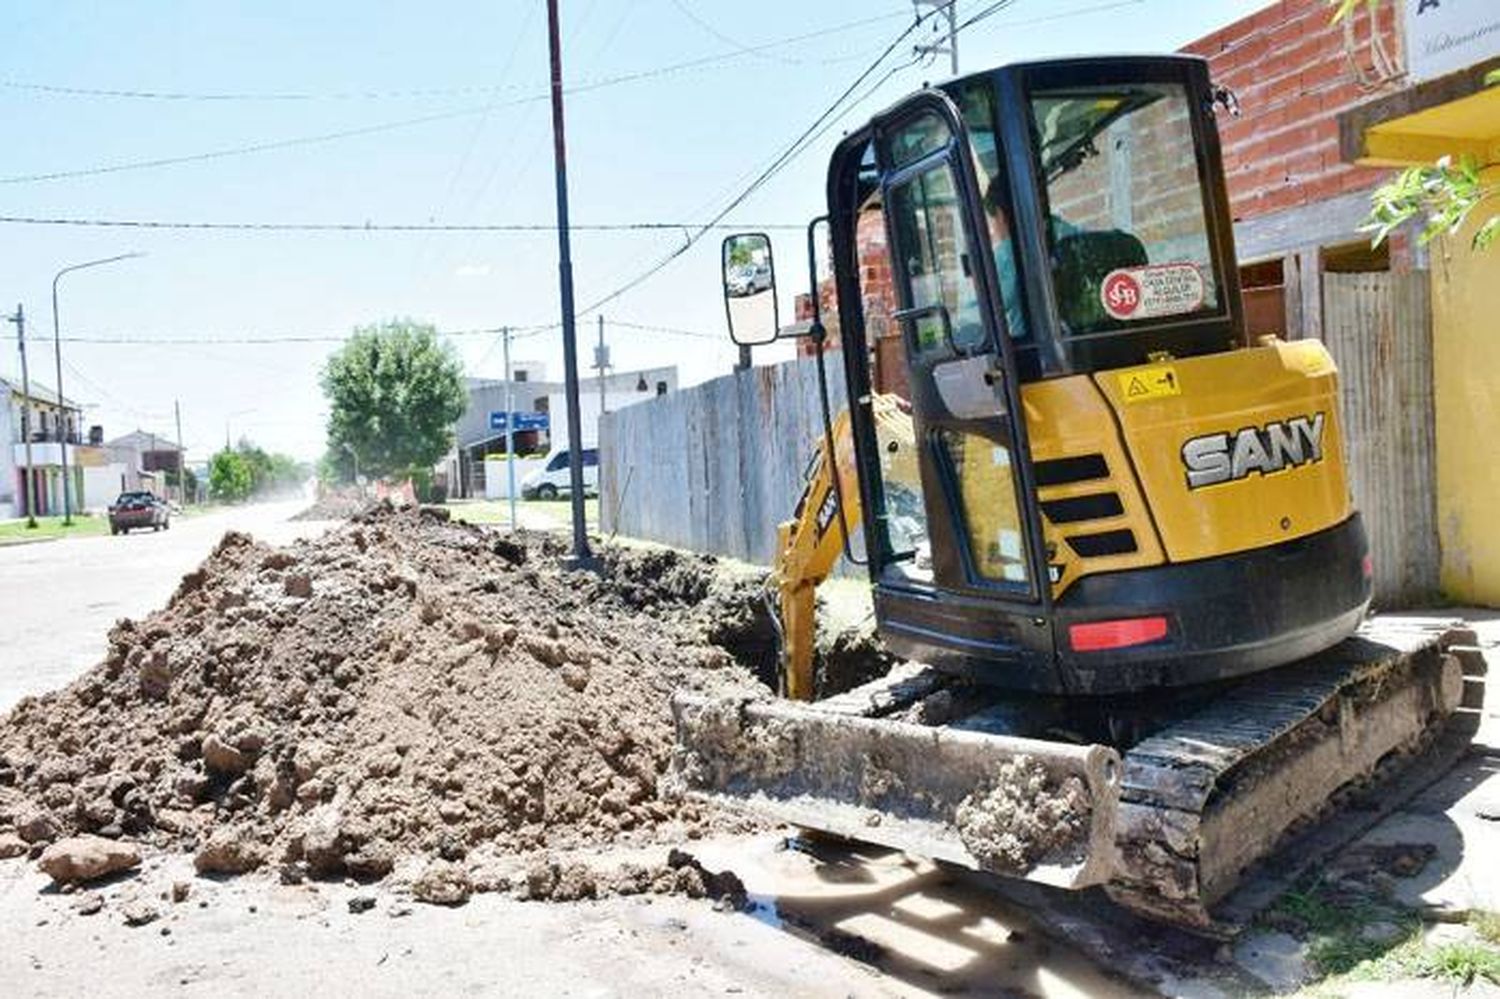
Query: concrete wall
82,464,127,512
1432,181,1500,605
599,355,848,568
482,458,546,499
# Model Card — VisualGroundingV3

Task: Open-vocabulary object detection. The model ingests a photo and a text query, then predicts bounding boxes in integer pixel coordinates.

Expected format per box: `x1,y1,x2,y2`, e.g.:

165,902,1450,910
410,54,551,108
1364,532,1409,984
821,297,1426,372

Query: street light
52,252,145,525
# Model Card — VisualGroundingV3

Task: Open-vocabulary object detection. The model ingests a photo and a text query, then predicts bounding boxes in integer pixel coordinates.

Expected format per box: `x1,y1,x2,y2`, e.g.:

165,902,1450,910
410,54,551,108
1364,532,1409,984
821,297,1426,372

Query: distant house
442,361,678,499
0,376,120,518
104,430,185,500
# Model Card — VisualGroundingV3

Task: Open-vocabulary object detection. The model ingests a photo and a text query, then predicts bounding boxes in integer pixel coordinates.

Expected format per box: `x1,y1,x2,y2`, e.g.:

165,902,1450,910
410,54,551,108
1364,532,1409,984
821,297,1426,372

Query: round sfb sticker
1100,263,1206,321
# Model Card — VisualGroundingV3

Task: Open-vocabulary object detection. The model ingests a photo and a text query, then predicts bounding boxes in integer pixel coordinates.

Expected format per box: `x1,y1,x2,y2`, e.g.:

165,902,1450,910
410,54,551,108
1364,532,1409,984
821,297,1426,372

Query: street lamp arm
49,251,145,524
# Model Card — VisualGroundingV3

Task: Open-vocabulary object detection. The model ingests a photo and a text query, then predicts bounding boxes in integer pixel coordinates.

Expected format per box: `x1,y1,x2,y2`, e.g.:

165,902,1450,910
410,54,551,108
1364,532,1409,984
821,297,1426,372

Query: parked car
108,491,171,534
521,448,599,500
726,262,772,297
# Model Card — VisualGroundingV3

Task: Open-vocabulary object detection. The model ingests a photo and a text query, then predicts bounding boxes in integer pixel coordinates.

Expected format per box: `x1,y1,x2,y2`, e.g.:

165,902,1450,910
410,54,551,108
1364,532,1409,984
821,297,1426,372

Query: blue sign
489,411,549,432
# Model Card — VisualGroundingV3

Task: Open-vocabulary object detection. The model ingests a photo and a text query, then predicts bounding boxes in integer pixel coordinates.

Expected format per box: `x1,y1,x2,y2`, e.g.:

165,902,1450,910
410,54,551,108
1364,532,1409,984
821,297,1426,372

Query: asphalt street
0,499,334,712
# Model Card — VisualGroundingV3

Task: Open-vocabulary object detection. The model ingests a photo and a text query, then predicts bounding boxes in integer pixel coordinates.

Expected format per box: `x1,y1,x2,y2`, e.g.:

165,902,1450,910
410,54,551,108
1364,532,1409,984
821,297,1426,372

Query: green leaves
1363,155,1499,252
208,450,254,503
321,318,467,484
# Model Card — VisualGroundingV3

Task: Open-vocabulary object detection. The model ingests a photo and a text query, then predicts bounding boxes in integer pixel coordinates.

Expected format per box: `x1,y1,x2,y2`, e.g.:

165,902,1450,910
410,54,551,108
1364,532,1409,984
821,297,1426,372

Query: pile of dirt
0,503,773,896
292,490,372,521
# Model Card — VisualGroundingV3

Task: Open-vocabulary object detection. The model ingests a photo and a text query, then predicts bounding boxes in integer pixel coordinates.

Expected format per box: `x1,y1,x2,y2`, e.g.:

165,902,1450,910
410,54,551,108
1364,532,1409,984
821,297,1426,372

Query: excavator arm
772,394,913,700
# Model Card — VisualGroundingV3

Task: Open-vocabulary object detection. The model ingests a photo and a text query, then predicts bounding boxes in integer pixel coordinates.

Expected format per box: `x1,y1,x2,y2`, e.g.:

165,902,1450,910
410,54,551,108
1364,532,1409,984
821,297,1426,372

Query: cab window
887,162,986,355
1029,82,1222,335
546,451,568,472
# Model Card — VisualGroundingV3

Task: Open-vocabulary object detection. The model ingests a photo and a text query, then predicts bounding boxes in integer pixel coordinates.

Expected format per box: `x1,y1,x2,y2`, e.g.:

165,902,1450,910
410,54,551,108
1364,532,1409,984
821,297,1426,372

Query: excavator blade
667,669,1124,891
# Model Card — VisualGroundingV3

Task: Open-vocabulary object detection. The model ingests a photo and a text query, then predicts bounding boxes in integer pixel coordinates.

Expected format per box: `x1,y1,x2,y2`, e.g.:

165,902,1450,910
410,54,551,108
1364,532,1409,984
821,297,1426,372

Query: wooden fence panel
1322,271,1440,607
600,355,848,567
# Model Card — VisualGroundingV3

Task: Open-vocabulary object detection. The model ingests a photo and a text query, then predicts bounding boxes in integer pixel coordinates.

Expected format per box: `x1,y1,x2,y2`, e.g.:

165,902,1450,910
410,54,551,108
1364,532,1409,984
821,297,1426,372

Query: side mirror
722,233,779,347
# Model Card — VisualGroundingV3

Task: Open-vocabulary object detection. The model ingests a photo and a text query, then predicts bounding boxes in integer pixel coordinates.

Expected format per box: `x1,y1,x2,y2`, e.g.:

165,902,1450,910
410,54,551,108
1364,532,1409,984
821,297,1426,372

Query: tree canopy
208,440,308,503
208,450,253,503
320,319,467,485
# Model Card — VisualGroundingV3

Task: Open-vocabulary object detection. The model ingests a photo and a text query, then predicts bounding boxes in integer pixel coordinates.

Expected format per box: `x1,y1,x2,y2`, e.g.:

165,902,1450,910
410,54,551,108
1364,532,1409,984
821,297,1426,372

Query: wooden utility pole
7,304,38,527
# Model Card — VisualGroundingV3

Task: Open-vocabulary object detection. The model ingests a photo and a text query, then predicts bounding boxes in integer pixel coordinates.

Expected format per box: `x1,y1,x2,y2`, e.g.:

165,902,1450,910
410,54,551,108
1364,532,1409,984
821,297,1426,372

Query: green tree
320,319,467,485
209,449,253,503
1329,0,1499,251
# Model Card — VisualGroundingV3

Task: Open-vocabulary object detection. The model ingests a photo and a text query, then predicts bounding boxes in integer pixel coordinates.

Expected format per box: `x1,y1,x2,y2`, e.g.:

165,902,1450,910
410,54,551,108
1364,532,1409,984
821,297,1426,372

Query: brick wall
1182,0,1399,220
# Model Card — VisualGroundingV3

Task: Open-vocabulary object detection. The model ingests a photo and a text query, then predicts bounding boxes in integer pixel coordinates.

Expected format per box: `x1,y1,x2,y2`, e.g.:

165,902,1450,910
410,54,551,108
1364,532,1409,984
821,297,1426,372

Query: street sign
489,411,550,432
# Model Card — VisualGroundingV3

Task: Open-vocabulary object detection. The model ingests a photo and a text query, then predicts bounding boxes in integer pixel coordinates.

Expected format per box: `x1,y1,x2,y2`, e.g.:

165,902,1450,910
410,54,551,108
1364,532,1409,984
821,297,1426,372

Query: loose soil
291,489,370,521
0,503,776,899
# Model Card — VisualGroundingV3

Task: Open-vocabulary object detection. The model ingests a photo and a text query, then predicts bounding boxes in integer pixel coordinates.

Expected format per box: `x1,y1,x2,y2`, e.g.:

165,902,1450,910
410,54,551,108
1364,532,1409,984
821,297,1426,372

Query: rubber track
1107,617,1468,930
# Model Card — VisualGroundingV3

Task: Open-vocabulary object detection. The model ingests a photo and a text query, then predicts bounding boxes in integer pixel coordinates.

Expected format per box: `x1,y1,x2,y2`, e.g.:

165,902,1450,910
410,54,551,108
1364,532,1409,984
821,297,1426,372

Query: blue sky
0,0,1269,460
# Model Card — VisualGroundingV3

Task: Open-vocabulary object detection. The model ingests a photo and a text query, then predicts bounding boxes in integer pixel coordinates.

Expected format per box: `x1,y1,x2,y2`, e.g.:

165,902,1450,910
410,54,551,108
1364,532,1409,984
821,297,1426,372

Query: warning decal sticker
1117,364,1181,403
1100,263,1206,321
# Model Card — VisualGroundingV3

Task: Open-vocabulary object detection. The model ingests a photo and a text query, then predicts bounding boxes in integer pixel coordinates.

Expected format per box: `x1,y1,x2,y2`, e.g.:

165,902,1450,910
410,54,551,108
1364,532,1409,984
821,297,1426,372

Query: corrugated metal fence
1322,271,1440,607
599,355,848,567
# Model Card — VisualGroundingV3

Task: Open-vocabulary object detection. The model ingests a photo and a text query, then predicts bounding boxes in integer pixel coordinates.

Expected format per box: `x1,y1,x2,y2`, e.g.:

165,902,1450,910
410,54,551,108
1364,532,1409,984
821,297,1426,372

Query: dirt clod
412,861,472,906
37,835,142,884
0,832,27,859
953,756,1091,874
121,899,160,927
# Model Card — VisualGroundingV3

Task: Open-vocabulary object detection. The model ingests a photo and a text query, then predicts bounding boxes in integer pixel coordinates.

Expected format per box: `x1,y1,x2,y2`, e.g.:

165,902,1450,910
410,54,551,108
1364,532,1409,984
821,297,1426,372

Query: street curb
0,535,62,549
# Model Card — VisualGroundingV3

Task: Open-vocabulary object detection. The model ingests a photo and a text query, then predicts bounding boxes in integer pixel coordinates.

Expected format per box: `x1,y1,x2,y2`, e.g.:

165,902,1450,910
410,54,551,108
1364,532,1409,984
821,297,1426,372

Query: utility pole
546,0,592,565
501,327,517,531
174,400,185,506
913,0,959,75
7,305,38,527
594,315,610,420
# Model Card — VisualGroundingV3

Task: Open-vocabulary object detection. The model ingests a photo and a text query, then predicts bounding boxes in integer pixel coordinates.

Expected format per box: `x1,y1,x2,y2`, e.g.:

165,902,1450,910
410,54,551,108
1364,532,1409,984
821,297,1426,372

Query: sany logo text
1181,413,1326,489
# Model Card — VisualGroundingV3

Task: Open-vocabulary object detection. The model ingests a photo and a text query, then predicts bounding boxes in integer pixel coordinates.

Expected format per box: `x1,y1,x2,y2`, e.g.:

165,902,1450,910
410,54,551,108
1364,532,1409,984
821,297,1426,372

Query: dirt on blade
0,503,772,892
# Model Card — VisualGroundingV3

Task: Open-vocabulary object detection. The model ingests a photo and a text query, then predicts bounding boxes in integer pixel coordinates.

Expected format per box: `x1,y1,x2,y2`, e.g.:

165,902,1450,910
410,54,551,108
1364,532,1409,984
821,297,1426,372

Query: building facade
445,363,679,499
1335,1,1500,603
103,429,185,500
0,376,114,518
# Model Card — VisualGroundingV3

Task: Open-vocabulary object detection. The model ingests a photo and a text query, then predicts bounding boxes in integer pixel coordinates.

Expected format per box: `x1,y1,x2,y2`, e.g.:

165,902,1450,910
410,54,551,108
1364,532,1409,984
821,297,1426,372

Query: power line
0,11,910,105
47,317,723,348
0,16,911,188
606,319,719,340
667,0,801,66
54,323,557,346
574,3,956,317
0,214,803,233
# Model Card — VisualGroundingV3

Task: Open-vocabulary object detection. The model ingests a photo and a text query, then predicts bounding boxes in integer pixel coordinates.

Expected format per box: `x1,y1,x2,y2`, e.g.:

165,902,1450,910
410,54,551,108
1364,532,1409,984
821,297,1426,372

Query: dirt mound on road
0,503,771,890
291,490,371,521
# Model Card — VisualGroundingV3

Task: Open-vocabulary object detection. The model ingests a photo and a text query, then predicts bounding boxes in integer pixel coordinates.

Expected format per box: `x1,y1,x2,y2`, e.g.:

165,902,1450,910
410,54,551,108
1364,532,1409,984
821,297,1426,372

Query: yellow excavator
672,54,1479,931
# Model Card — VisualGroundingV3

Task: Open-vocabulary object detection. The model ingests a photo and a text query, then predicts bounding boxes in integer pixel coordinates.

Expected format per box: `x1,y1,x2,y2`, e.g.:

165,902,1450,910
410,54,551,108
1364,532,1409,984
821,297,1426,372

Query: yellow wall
1432,169,1500,605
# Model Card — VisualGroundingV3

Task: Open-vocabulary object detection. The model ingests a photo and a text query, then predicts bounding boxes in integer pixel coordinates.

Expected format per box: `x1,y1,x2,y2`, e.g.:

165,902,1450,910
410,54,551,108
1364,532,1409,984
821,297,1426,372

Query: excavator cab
726,56,1371,697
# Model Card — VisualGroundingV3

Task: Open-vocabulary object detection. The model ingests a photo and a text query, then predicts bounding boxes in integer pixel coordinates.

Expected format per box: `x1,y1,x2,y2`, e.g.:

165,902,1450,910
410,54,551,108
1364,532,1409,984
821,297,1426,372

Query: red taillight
1361,554,1374,579
1069,616,1170,652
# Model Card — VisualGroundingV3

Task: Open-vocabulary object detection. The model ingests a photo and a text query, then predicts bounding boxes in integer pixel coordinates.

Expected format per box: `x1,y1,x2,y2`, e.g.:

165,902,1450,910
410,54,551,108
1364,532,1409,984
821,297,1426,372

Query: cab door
866,91,1058,688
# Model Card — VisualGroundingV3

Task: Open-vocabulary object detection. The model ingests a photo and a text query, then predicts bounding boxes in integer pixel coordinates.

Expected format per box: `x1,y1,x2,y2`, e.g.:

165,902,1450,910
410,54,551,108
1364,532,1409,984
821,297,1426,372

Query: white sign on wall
1406,0,1500,82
